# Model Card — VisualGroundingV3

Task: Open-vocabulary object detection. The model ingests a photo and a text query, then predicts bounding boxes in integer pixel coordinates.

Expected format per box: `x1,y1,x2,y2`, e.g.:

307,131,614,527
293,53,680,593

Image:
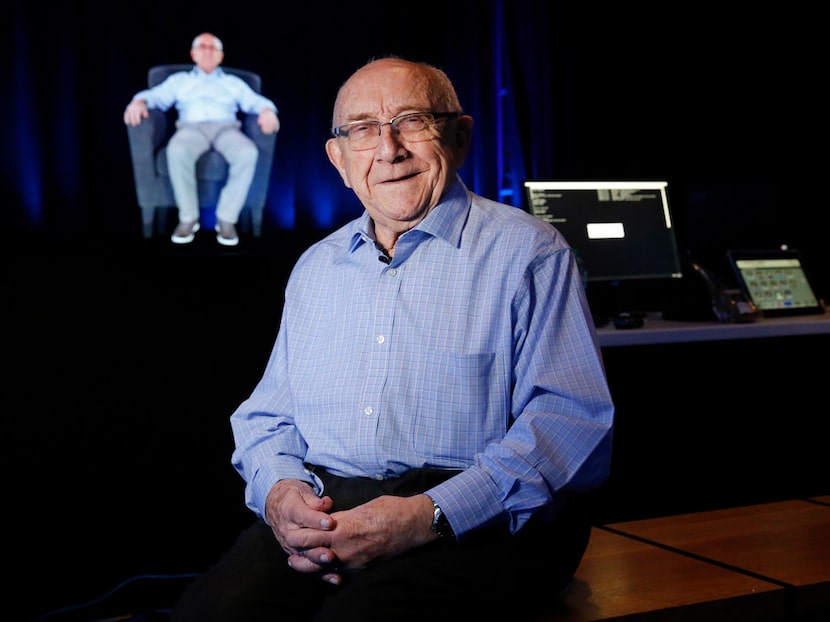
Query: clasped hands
265,479,436,585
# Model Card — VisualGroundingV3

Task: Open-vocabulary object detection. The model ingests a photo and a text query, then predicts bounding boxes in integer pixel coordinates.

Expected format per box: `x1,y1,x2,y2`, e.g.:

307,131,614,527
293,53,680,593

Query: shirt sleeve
130,72,185,111
427,240,614,539
224,74,278,115
230,313,314,518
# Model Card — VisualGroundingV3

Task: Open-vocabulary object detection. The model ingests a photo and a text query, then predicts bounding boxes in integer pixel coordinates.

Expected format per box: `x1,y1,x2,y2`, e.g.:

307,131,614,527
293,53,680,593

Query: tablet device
727,248,825,317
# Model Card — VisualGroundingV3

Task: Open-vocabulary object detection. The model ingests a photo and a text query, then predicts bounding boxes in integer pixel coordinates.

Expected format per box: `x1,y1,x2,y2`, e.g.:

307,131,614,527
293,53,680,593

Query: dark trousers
171,468,591,622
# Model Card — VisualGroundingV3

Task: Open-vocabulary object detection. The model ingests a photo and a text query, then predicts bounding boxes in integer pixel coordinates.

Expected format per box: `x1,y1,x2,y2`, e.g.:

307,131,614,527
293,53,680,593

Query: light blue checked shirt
132,66,277,122
231,177,614,539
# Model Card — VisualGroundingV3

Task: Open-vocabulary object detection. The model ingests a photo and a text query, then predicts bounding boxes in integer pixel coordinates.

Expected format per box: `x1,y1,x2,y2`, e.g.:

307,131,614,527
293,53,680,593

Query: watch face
432,503,454,538
436,515,453,538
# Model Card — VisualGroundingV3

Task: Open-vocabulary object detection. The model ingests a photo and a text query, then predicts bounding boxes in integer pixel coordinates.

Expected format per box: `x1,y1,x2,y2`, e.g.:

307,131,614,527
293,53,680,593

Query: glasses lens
339,113,447,151
343,121,381,150
396,113,432,134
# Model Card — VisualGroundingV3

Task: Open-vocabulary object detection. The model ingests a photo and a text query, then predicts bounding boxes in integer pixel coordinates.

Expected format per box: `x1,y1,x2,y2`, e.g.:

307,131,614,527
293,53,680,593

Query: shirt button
374,474,384,481
376,335,385,344
364,406,374,416
388,269,397,276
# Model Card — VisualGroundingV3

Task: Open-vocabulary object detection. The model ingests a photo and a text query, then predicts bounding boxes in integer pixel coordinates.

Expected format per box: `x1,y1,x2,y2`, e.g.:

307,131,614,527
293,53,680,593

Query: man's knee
167,137,204,165
229,139,258,168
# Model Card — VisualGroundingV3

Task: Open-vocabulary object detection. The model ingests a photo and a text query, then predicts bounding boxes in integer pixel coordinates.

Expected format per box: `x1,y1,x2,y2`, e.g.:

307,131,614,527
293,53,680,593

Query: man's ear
453,115,474,161
325,138,352,188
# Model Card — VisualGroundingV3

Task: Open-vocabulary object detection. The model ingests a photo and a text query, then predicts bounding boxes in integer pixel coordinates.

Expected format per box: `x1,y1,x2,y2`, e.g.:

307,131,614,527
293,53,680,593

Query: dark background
3,1,826,289
4,2,827,620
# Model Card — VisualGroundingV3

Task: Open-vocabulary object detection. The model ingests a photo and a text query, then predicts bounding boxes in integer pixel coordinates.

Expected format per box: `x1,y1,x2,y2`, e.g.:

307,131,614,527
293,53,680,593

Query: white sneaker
215,221,239,247
171,221,200,244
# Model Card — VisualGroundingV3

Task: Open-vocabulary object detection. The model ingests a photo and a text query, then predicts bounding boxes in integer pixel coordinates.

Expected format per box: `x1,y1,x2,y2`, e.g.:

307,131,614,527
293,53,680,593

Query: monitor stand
586,278,682,327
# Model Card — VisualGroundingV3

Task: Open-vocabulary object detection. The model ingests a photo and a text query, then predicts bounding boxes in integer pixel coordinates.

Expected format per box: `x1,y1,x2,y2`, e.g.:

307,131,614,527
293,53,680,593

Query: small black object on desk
613,312,646,329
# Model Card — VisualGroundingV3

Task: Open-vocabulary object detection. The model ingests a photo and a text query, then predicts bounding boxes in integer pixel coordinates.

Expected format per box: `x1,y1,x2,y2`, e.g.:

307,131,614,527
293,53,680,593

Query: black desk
596,310,830,347
589,308,829,524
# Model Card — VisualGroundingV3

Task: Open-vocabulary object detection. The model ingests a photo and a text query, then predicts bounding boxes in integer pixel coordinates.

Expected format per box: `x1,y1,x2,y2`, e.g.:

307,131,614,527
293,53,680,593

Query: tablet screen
727,249,825,317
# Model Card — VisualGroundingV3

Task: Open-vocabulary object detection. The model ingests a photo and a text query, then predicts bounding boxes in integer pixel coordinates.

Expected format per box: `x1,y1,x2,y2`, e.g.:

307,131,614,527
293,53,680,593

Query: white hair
191,33,223,51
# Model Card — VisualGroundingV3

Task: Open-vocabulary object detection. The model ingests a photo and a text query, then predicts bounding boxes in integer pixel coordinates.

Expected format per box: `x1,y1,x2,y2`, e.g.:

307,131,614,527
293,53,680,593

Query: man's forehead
342,98,428,118
336,75,431,119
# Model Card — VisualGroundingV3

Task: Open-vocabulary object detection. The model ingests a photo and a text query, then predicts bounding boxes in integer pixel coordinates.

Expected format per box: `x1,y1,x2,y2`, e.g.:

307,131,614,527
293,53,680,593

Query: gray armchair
126,64,277,238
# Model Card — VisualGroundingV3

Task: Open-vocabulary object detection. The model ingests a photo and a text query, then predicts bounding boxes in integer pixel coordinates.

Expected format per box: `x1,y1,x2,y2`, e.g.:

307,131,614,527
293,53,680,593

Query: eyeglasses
193,44,222,52
332,111,460,151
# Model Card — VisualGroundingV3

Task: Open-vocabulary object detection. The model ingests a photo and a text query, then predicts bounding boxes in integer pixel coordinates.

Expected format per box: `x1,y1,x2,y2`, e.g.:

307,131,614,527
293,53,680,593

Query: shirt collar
348,175,472,257
191,66,225,78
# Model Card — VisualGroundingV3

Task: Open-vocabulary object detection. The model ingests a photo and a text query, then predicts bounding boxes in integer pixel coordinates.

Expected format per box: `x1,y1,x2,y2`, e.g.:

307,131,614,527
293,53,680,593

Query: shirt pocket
410,349,507,462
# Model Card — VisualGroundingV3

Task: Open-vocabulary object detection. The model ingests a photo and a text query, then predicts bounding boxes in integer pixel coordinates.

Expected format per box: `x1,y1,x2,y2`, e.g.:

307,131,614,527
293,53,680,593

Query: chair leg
237,209,251,235
141,206,155,238
252,206,264,237
156,207,172,236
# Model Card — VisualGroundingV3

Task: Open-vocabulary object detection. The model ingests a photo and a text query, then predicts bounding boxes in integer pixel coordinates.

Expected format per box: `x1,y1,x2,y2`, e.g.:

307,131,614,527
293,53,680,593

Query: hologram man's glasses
332,111,460,151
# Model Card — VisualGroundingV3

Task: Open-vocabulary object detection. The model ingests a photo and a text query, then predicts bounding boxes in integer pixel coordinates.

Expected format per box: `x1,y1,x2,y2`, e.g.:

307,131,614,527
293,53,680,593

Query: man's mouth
383,171,419,183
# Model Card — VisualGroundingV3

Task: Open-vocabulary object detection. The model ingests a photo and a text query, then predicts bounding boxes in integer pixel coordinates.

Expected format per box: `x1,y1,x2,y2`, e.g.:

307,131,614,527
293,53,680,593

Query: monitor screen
523,180,684,283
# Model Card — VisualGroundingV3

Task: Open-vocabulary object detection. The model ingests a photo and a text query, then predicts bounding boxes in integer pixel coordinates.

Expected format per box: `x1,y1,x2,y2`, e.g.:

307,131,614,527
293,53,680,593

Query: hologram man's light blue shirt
132,66,277,122
231,178,614,540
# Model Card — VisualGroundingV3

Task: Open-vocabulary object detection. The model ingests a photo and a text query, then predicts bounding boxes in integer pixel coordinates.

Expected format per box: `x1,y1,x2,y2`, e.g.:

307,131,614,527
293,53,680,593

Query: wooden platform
537,497,830,621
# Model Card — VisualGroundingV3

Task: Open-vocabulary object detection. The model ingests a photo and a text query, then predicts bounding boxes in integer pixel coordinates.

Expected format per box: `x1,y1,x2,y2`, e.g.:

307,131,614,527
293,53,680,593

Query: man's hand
324,494,437,572
267,483,438,585
265,479,335,558
258,108,280,134
123,100,148,126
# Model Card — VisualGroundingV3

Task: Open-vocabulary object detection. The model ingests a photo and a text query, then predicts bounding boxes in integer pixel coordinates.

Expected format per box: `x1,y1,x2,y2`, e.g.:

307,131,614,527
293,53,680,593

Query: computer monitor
523,180,684,283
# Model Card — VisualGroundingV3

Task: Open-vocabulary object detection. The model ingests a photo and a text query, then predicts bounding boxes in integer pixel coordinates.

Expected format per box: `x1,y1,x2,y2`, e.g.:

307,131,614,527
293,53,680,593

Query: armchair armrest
242,113,277,155
242,113,277,208
126,108,171,208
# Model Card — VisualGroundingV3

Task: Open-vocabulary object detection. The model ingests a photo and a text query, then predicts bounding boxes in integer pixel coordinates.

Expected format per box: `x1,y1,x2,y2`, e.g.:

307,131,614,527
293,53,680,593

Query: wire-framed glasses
332,111,460,151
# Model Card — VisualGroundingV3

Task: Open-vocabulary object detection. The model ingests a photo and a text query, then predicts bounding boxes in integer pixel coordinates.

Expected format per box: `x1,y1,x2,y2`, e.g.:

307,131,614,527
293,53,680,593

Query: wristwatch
430,499,455,539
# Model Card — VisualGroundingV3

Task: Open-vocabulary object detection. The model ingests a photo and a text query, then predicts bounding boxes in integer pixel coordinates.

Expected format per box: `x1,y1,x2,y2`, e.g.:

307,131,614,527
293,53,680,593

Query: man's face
325,59,472,235
190,36,224,73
